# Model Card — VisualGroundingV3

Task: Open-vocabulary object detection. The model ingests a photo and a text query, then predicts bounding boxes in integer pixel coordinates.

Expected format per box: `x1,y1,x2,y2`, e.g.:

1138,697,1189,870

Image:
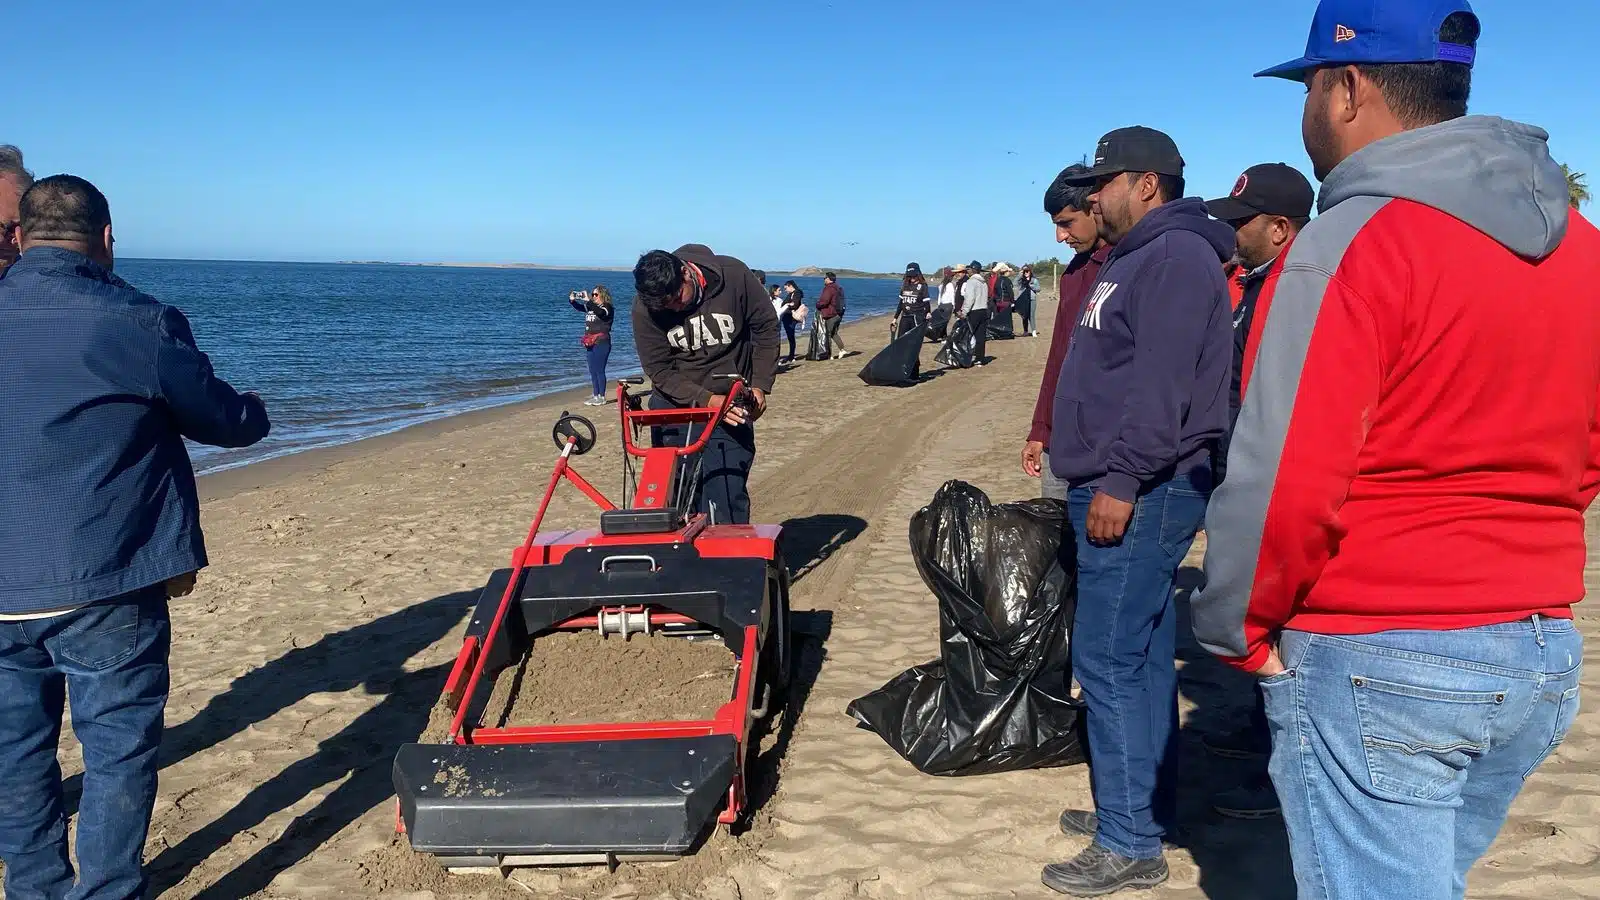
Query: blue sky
10,0,1595,270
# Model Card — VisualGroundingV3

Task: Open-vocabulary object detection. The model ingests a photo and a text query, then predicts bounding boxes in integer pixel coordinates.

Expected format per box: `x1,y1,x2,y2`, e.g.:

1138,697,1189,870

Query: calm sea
113,259,907,473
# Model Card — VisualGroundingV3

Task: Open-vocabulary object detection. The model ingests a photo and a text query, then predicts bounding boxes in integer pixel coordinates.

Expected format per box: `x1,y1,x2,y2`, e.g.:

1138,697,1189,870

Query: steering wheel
552,412,598,455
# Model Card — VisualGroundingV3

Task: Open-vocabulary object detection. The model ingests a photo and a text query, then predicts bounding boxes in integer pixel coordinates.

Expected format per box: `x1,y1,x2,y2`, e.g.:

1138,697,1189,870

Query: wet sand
34,295,1596,899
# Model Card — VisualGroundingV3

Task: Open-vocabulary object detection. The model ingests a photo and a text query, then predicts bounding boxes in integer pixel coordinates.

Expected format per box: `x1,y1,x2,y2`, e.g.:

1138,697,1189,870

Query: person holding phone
569,286,615,406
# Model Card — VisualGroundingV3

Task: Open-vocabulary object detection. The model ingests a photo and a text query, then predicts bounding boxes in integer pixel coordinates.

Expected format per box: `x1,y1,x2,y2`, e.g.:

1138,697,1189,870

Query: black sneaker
1042,843,1169,896
1213,777,1281,820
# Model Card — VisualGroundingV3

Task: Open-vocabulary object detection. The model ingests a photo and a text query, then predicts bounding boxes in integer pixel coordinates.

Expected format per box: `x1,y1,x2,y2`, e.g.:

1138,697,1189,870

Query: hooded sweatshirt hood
1319,116,1569,259
1109,197,1237,265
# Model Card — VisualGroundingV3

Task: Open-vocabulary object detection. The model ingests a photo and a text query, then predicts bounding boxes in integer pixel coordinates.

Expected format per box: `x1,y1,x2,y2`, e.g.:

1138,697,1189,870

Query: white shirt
937,282,958,307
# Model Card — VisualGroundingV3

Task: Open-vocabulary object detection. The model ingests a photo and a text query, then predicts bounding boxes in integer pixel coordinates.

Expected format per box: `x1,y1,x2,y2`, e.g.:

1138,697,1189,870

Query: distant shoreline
332,261,901,278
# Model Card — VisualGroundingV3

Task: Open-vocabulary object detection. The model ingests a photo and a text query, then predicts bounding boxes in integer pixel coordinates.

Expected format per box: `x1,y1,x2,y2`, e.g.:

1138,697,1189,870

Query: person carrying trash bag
847,480,1086,776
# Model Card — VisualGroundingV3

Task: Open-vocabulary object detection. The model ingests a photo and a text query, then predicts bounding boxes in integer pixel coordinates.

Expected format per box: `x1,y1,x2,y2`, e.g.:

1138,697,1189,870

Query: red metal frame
423,381,772,832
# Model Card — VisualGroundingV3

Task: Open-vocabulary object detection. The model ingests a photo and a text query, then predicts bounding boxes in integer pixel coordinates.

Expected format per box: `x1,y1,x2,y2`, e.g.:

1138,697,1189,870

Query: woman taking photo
569,285,614,406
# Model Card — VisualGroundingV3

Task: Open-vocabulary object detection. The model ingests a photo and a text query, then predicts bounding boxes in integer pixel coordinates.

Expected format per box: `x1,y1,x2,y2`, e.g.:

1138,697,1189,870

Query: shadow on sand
1166,565,1297,900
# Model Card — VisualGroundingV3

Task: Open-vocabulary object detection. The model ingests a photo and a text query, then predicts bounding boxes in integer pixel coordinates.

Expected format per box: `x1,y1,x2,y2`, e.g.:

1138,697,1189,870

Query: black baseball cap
1064,126,1184,185
905,262,922,275
1205,164,1315,222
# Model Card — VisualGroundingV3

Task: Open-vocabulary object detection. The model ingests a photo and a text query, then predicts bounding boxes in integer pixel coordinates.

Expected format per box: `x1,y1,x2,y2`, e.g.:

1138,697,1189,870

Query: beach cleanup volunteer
817,272,848,359
0,175,270,900
1041,126,1234,897
1192,2,1600,897
1193,162,1314,821
633,244,780,526
1023,163,1112,501
957,259,990,366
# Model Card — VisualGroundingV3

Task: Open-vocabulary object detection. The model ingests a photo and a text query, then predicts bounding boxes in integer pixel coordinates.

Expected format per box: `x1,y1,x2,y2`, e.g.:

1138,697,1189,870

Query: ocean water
112,259,908,473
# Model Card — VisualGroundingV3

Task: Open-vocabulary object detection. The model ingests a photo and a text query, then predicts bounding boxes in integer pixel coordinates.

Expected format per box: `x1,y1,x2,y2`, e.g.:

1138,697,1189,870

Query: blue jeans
0,587,171,900
586,338,611,396
653,399,756,526
1266,618,1583,900
781,316,798,361
1069,465,1211,859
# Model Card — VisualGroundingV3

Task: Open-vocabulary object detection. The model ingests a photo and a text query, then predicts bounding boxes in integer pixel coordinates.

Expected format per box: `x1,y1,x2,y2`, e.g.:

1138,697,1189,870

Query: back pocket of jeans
56,601,141,671
1352,674,1503,802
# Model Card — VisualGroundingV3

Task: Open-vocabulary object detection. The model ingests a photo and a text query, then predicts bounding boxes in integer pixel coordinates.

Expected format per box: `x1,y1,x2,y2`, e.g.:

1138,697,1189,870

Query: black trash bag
805,316,831,360
846,481,1086,776
934,318,976,369
859,324,925,387
988,309,1016,340
925,306,951,342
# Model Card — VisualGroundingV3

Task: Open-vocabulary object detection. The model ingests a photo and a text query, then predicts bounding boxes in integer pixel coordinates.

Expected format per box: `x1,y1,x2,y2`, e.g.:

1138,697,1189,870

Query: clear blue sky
10,0,1595,271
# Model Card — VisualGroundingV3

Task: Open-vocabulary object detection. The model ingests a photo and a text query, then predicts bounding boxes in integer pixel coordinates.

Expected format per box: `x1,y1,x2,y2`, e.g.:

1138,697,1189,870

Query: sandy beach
36,298,1598,900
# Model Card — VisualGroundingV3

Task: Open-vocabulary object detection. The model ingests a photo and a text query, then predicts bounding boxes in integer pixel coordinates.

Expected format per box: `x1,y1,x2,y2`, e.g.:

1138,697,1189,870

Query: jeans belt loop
1533,613,1546,649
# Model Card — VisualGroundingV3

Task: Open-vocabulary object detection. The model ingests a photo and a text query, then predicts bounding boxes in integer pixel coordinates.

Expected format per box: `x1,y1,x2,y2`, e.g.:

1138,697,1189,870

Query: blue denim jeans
586,338,610,396
0,586,170,900
654,416,756,528
1069,465,1212,859
1265,618,1583,900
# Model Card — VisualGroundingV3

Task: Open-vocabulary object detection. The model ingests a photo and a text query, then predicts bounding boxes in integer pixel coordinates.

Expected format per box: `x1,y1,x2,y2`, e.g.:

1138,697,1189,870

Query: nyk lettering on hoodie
1079,282,1118,330
666,313,738,351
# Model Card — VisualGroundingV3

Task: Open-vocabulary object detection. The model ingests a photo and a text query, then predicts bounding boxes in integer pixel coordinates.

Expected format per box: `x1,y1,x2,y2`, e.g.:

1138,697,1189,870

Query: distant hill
785,266,899,280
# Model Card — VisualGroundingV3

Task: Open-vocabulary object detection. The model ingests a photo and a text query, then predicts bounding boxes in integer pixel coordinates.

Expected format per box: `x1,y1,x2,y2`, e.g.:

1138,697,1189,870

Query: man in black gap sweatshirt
632,245,780,525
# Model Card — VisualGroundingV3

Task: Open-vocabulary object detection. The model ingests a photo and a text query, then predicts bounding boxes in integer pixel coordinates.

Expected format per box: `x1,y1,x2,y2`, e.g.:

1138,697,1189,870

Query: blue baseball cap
1257,0,1479,81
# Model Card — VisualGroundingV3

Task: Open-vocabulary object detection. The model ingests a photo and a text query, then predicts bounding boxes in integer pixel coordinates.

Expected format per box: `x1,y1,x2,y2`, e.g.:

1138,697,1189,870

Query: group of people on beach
1014,1,1597,897
0,0,1597,897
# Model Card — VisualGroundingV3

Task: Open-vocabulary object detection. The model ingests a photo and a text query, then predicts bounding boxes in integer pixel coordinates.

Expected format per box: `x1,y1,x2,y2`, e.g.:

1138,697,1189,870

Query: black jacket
632,244,781,407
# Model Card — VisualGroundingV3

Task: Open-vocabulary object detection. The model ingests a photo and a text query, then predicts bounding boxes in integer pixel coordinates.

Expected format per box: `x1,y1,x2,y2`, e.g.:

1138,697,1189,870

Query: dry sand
29,300,1597,899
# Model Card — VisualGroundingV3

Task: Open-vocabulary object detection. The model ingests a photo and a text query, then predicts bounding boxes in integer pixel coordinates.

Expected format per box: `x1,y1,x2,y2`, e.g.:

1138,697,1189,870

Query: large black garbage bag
805,317,831,360
846,481,1086,776
988,309,1016,340
934,318,976,369
925,306,951,342
859,324,925,387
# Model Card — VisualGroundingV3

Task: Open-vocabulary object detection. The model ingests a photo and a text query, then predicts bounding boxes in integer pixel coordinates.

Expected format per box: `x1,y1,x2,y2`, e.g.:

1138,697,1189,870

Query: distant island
785,266,899,280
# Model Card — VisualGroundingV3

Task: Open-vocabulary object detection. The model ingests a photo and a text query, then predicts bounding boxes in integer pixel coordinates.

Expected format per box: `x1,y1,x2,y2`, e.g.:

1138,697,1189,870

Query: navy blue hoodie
1048,197,1235,501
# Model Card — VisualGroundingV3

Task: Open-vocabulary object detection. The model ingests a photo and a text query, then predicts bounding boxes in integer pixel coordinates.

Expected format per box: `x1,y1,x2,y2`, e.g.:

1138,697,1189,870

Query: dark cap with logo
1257,0,1479,81
1206,164,1316,222
1063,126,1185,186
905,262,923,275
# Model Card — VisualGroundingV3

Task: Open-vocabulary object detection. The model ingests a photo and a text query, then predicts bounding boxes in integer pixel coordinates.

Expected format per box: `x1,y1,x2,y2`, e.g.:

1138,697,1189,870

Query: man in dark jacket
1197,163,1312,821
633,245,780,525
1041,127,1235,896
0,175,269,900
817,272,847,359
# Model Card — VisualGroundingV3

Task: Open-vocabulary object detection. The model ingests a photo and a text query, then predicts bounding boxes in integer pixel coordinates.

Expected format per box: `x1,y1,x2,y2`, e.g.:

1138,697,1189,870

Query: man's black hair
752,268,766,284
19,174,111,242
633,249,683,311
1154,173,1185,204
1353,11,1479,126
1044,164,1095,215
824,272,837,282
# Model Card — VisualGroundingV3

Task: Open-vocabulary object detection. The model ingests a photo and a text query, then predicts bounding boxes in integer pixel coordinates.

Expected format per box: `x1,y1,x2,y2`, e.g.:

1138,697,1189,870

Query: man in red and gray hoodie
1194,2,1599,897
1021,163,1110,500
